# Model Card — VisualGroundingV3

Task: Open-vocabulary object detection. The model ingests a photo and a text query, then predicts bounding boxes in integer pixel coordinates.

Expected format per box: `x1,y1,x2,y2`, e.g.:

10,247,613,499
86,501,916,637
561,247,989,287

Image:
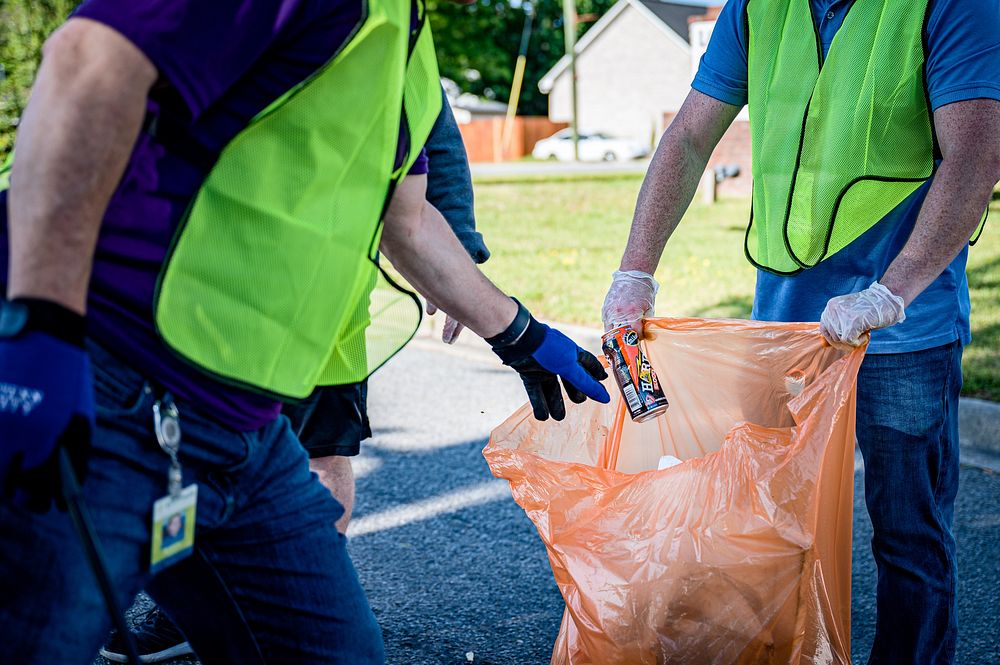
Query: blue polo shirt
692,0,1000,353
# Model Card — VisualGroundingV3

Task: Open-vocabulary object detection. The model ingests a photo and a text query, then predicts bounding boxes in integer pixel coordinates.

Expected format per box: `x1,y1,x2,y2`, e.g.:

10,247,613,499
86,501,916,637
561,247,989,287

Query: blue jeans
0,343,384,664
856,340,962,665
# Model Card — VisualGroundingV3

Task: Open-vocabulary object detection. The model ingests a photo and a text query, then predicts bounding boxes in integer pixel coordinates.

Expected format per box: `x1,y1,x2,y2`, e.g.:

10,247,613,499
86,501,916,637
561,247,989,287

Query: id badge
150,484,198,573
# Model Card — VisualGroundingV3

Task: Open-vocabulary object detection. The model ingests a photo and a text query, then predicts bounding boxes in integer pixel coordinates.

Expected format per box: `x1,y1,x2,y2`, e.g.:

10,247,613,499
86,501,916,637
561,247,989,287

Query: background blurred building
537,0,751,194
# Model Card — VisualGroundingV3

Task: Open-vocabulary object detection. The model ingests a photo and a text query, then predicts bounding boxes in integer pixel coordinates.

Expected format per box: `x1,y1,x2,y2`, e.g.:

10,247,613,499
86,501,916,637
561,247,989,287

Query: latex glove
489,300,610,421
601,270,659,334
0,299,94,510
425,300,465,344
819,282,905,347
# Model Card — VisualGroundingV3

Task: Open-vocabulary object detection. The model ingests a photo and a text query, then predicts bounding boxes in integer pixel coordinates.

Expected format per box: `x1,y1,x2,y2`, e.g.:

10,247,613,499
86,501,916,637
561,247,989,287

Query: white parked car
531,129,650,162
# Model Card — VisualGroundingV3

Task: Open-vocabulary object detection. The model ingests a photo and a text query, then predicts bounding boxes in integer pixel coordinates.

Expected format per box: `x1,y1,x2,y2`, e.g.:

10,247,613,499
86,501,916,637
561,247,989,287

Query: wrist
619,259,658,276
875,274,915,308
612,269,659,291
0,298,86,347
475,295,519,339
486,298,530,347
488,299,547,363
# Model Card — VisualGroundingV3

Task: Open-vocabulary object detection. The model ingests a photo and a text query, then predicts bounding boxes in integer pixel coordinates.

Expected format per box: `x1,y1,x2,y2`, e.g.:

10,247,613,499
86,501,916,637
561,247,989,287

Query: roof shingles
634,0,710,44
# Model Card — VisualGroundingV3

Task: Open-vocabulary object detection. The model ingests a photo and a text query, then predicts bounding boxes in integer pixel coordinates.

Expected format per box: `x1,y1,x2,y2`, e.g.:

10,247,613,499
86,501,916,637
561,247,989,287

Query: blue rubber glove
489,300,610,421
0,299,94,510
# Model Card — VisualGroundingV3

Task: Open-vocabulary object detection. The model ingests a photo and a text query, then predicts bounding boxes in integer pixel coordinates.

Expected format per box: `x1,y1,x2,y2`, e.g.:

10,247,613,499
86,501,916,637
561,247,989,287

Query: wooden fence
458,116,568,163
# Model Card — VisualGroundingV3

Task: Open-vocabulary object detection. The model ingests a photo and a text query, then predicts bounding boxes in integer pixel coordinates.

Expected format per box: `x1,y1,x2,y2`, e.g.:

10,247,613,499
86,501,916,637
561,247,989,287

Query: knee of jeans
865,490,955,562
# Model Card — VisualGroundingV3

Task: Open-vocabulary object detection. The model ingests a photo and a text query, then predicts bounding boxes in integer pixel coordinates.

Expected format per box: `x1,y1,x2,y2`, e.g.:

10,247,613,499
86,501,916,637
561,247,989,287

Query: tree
428,0,616,116
0,0,75,161
0,0,614,161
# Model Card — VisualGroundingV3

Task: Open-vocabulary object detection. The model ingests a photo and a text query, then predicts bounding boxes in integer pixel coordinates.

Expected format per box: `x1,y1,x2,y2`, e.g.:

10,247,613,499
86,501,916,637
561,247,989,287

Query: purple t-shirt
0,0,427,431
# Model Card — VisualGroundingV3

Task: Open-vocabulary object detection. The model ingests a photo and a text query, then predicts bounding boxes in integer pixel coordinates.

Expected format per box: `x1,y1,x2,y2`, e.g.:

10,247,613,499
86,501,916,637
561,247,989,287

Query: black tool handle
60,448,142,665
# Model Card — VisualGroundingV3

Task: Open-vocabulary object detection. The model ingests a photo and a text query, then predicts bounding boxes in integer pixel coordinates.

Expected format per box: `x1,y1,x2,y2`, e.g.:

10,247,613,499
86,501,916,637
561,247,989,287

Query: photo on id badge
150,484,198,573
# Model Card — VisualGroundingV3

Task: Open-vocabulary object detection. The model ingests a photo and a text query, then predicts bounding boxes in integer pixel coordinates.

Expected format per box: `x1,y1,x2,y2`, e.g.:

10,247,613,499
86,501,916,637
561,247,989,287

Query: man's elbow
984,149,1000,188
965,148,1000,192
380,204,425,261
382,175,428,233
42,20,85,63
936,99,1000,190
41,19,157,95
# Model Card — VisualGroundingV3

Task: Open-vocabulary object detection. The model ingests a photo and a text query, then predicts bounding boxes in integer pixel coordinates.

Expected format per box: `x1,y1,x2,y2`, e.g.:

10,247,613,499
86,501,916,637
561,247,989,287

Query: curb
417,314,1000,457
959,398,1000,457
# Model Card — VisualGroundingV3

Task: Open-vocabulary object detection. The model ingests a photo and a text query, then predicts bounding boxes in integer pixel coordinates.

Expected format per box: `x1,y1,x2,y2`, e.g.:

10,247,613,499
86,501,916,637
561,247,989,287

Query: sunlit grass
473,176,999,400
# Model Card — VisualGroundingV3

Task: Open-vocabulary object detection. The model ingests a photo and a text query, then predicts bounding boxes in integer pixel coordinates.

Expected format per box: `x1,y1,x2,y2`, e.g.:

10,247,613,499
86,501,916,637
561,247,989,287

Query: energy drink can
601,325,669,423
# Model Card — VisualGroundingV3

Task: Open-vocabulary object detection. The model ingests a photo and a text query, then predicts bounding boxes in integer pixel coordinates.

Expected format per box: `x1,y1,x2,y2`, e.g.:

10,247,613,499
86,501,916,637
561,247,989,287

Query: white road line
350,449,866,540
348,481,511,538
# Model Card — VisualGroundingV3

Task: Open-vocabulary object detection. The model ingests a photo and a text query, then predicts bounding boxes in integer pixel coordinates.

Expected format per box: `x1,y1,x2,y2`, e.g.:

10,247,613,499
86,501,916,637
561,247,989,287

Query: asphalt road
97,339,1000,664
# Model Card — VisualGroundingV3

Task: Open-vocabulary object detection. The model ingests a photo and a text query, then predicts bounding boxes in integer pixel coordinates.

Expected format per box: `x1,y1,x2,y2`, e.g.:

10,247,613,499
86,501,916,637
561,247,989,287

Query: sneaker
99,606,194,663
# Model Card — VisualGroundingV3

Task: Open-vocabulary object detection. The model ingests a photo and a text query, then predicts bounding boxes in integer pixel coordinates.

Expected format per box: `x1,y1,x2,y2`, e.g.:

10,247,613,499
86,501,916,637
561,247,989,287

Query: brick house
539,0,752,195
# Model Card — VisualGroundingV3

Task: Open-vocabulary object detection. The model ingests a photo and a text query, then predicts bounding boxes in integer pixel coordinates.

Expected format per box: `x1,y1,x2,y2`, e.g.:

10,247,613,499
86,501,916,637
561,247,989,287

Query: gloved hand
489,299,610,421
819,282,905,348
425,300,465,344
0,298,94,510
601,270,659,335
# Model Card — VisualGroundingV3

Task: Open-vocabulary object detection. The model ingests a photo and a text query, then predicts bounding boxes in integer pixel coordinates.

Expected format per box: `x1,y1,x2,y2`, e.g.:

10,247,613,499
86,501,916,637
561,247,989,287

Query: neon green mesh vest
154,0,442,399
745,0,985,275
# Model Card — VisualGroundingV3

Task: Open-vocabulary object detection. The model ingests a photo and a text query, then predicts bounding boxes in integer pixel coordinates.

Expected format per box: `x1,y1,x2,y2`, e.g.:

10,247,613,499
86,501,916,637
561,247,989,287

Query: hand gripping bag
484,318,865,665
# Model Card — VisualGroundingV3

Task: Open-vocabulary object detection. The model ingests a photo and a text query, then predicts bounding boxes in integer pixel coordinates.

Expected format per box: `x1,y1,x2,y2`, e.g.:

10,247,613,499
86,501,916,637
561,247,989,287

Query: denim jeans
856,340,962,665
0,343,384,664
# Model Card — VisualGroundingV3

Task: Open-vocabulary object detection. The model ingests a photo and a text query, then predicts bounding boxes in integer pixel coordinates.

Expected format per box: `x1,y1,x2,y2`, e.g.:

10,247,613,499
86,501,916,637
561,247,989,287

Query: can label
601,326,669,422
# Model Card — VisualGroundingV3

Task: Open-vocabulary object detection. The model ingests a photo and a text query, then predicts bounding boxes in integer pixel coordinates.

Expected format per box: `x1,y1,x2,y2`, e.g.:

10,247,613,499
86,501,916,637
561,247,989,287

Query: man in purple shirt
0,2,610,663
99,90,489,663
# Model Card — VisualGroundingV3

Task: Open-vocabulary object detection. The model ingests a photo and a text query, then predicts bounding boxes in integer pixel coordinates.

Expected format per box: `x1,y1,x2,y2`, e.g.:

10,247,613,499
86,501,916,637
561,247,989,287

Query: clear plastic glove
425,301,465,344
601,270,659,334
819,281,905,348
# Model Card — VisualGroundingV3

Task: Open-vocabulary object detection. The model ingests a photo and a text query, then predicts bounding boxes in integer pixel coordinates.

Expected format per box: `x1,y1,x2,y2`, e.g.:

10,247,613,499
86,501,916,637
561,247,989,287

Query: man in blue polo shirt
602,1,1000,662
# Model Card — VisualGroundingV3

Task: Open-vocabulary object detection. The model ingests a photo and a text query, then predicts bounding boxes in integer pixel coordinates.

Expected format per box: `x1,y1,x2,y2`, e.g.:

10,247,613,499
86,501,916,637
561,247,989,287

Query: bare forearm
619,92,740,274
380,200,516,339
7,20,155,313
620,129,708,273
881,100,1000,306
881,160,992,304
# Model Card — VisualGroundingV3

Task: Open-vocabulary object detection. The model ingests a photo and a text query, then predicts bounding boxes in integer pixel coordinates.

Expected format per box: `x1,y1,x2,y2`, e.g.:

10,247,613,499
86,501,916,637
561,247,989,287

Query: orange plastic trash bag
484,318,866,665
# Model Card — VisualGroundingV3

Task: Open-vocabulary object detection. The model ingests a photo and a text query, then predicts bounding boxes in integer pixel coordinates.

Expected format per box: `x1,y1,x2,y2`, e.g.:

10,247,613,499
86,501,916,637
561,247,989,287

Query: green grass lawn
472,175,1000,401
